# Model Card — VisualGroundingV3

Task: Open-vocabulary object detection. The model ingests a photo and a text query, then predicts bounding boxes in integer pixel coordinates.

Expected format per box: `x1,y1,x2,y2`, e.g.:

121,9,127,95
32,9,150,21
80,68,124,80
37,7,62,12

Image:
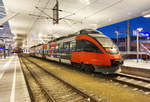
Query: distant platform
122,59,150,78
0,54,31,102
123,59,150,69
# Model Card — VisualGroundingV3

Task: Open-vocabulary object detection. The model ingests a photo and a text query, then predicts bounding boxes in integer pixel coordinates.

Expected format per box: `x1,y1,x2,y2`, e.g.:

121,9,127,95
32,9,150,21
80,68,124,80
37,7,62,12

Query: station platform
123,59,150,69
122,59,150,78
0,55,31,102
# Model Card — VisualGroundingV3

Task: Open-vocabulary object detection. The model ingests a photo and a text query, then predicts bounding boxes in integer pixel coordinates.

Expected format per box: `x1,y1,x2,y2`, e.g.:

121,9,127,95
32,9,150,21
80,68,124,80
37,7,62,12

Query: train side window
59,42,64,53
40,49,43,55
39,49,41,54
76,40,81,51
56,43,59,53
63,42,67,52
63,42,70,53
84,40,102,53
54,47,57,53
38,49,40,54
45,49,48,55
53,47,56,53
43,49,45,54
47,49,49,54
36,48,38,53
36,50,38,54
70,41,76,52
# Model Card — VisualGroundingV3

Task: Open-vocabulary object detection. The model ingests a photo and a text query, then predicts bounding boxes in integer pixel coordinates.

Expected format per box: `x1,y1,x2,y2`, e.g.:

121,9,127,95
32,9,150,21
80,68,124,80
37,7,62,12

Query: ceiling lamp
143,14,150,18
142,10,150,18
0,25,3,29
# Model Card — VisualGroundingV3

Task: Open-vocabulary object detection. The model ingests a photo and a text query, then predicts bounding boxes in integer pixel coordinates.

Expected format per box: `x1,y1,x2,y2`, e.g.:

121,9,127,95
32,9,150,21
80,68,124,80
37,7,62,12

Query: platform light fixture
136,28,143,63
115,30,119,41
142,10,150,18
137,28,143,32
0,25,3,29
144,14,150,18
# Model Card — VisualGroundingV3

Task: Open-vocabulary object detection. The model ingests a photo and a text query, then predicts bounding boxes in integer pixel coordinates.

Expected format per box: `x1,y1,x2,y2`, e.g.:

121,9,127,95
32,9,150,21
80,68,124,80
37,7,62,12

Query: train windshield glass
96,37,119,54
80,29,100,34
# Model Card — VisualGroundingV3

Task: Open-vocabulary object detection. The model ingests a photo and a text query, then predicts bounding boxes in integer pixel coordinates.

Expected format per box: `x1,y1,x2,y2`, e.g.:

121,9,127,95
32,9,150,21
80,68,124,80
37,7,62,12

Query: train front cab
71,32,123,74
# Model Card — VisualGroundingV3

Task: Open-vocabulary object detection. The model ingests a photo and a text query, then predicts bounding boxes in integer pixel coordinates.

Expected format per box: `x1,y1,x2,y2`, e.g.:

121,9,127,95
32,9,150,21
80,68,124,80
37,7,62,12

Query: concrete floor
0,55,31,102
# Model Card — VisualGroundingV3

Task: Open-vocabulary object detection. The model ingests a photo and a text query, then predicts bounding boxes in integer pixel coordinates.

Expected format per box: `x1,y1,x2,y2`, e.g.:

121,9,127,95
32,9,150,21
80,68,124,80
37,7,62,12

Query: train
29,29,123,74
13,47,23,53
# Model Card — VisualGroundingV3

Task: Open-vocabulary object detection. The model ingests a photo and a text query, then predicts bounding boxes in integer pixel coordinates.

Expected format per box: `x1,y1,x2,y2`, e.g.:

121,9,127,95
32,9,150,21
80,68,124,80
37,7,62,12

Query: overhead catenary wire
84,0,124,20
27,0,53,46
35,6,56,21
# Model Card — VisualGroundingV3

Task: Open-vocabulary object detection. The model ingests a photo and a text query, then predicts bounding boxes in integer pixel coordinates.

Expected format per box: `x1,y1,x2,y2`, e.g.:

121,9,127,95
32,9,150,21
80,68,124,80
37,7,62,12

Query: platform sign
0,47,4,50
140,32,150,37
133,30,150,37
12,34,15,38
32,34,34,40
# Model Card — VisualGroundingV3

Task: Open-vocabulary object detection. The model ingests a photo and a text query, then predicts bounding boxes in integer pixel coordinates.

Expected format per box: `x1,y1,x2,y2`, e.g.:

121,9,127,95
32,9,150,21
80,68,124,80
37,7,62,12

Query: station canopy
1,0,150,47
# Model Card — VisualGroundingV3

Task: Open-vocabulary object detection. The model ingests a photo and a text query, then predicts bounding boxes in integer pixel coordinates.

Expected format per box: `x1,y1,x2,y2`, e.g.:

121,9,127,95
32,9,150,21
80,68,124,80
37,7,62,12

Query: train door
71,40,81,63
63,42,70,60
76,40,82,63
47,43,50,57
42,44,47,59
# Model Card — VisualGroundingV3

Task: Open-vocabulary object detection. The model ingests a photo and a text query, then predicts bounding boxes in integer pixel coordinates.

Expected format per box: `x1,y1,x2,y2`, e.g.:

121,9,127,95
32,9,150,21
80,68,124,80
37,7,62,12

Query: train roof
30,46,36,48
79,29,102,35
48,29,103,43
30,43,43,48
30,29,105,48
31,29,104,48
48,33,77,43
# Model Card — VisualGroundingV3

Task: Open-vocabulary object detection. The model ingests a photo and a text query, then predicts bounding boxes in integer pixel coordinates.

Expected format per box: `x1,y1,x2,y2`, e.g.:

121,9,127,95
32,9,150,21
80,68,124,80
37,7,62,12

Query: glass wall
97,16,150,52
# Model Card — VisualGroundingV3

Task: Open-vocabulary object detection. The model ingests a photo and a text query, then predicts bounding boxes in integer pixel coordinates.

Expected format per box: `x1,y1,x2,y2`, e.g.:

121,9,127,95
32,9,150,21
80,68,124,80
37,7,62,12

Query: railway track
112,73,150,94
77,66,150,94
92,71,150,94
20,56,104,102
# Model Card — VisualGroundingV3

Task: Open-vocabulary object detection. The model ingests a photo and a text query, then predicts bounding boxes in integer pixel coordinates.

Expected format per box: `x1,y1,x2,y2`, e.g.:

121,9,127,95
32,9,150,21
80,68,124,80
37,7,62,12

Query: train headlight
105,47,119,54
111,59,123,66
111,59,121,66
106,48,111,52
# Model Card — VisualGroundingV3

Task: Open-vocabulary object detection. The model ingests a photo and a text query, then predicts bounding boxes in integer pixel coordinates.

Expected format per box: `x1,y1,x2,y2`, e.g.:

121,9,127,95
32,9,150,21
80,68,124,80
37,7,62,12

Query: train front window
96,37,119,54
80,29,101,34
76,39,102,53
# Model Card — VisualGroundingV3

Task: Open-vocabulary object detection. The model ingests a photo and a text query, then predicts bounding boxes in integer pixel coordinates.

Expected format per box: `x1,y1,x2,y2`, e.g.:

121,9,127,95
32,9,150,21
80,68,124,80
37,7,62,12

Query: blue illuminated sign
0,47,4,50
12,34,15,38
32,34,34,40
133,30,150,37
140,32,150,37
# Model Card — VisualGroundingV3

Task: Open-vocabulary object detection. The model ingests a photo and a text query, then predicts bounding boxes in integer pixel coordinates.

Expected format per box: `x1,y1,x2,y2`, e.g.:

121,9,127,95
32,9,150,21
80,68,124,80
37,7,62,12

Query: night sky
97,16,150,39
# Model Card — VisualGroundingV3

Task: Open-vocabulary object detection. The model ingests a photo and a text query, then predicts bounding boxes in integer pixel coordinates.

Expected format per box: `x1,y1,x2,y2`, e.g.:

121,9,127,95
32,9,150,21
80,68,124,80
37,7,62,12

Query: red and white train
30,29,123,74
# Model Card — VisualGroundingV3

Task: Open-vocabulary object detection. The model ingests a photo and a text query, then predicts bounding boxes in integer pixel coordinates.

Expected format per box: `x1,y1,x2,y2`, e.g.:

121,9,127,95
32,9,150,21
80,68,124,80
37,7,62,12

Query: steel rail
117,73,150,83
21,57,56,102
18,57,35,102
112,73,150,92
23,56,98,102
